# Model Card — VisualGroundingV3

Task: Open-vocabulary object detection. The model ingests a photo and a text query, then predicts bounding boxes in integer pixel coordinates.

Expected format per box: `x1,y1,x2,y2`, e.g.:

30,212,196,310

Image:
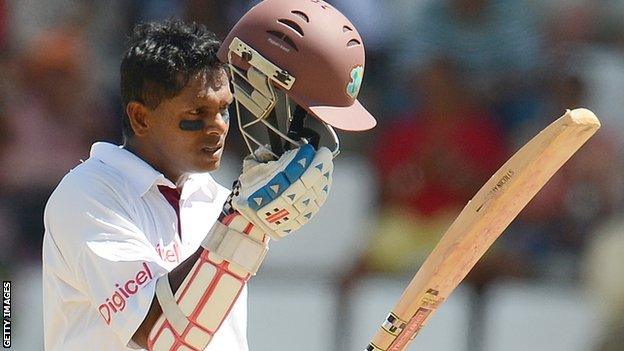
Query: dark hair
120,20,223,139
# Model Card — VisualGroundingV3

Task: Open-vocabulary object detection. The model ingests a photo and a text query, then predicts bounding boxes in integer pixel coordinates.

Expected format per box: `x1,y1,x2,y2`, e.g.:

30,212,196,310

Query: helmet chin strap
285,106,320,152
265,92,320,158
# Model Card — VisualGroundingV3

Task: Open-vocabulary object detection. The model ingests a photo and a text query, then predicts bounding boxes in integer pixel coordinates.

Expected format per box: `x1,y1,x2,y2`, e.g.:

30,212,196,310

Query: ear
126,101,151,137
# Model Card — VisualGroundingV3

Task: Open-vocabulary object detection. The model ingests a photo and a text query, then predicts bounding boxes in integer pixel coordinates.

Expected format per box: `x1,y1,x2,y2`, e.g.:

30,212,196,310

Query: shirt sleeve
46,175,169,348
76,230,167,348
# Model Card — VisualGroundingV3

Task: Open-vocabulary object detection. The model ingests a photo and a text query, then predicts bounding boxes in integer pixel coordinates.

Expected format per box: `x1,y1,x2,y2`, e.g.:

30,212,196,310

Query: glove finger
299,147,333,206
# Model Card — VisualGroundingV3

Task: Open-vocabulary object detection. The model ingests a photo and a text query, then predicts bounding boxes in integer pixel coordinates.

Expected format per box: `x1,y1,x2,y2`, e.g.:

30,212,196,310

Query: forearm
132,247,203,347
136,213,268,351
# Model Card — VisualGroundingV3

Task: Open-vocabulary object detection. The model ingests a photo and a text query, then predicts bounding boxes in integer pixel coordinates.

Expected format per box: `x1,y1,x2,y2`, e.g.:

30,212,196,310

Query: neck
124,138,181,184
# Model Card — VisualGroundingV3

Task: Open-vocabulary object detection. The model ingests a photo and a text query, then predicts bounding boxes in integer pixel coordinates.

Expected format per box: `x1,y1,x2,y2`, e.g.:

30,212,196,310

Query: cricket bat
365,108,601,351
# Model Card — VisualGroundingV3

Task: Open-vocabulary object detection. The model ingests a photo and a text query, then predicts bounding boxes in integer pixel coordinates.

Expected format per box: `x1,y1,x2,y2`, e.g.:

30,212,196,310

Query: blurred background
1,0,623,350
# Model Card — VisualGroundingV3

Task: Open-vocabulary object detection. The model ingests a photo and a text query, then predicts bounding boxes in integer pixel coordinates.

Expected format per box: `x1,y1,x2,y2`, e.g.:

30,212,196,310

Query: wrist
201,213,270,277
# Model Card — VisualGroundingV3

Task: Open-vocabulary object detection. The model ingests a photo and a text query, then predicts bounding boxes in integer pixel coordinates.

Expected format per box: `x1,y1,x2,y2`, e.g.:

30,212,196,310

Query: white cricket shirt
42,142,248,351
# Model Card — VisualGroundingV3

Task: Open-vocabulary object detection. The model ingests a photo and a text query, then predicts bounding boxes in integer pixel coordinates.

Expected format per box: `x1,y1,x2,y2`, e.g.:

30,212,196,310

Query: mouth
201,144,223,154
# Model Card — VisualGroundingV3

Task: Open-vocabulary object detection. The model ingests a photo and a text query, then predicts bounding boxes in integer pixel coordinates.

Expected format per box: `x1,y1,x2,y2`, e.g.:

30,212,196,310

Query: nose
204,111,229,136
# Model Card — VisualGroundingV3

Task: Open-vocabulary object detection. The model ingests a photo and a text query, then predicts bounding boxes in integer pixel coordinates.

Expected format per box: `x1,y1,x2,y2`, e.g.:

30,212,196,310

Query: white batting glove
230,144,333,240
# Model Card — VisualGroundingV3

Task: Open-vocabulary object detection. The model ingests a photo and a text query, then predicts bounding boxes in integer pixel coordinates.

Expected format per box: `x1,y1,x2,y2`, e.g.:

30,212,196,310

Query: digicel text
98,262,153,325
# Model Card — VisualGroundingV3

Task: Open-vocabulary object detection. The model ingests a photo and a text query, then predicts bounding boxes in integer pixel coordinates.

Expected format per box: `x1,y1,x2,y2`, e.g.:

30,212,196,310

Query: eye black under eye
186,106,230,123
179,120,204,131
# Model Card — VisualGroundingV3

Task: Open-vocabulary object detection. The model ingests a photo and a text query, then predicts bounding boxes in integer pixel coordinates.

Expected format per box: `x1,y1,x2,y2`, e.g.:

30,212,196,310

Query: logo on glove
265,208,290,224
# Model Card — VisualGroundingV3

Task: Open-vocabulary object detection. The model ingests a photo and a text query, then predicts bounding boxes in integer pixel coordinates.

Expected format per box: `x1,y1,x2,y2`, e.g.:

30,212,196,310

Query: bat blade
365,108,601,351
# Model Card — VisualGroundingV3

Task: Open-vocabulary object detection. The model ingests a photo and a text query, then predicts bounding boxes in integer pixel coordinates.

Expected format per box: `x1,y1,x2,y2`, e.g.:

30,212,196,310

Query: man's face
143,69,233,179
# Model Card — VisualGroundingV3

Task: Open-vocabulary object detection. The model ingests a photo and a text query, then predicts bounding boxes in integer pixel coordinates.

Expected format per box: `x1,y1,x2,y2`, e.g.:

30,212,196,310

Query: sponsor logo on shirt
98,262,153,325
155,242,181,263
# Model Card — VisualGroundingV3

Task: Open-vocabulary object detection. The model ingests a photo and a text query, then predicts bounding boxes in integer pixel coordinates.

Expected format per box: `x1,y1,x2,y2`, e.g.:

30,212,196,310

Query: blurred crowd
1,0,623,350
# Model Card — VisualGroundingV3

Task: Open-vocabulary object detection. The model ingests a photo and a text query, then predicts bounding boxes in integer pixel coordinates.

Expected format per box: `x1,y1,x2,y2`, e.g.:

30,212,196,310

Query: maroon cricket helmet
218,0,376,131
